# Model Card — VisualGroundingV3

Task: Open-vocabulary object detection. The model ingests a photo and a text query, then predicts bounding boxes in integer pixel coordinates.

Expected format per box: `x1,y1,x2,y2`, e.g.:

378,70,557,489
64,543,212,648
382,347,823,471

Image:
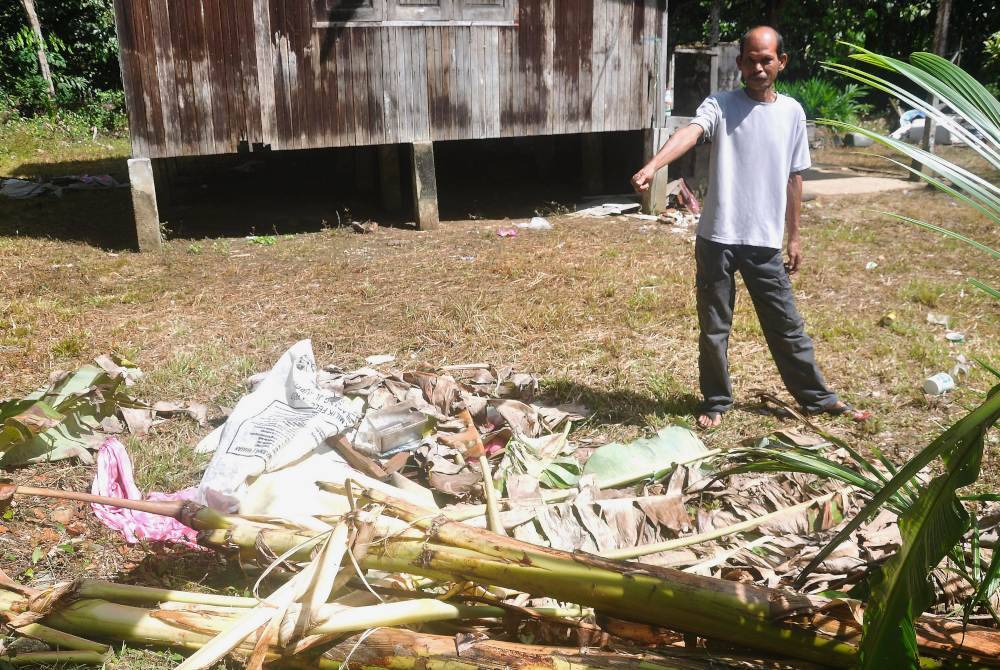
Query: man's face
737,31,787,93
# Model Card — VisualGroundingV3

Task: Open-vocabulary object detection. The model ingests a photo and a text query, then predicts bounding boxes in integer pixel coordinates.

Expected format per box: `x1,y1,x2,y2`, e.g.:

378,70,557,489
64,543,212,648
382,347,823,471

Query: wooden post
641,127,670,215
641,6,671,215
410,142,439,230
378,144,403,212
581,134,603,195
127,158,163,252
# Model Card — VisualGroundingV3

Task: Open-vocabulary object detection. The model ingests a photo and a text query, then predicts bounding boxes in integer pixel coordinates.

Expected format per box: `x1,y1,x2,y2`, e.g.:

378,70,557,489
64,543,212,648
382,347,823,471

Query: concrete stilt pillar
128,158,162,251
410,141,439,230
581,133,603,195
641,127,672,215
378,144,403,212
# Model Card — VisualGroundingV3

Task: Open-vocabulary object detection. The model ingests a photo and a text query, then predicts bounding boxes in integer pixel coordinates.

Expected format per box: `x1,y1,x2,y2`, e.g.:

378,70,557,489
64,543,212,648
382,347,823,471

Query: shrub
777,77,874,124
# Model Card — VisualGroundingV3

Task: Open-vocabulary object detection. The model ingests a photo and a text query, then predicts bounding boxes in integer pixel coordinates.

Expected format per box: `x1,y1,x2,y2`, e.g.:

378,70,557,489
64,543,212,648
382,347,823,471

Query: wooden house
112,0,671,249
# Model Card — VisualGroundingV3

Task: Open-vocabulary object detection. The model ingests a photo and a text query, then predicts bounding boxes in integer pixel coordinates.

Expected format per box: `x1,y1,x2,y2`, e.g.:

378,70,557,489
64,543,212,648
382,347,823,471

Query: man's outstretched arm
631,124,704,192
785,172,803,274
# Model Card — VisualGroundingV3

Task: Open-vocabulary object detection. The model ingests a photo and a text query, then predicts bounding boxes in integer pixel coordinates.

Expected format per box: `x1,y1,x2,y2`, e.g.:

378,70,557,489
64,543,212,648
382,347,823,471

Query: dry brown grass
1,163,997,491
0,139,997,666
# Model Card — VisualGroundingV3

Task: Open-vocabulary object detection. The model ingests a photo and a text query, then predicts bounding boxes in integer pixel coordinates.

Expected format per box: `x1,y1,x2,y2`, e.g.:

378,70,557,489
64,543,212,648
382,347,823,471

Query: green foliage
799,46,1000,669
0,0,120,120
668,0,997,87
858,400,994,668
821,48,999,298
776,77,873,123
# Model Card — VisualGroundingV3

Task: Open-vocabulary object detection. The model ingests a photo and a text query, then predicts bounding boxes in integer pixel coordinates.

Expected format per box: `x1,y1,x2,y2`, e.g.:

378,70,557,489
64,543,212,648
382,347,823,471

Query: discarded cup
923,372,955,395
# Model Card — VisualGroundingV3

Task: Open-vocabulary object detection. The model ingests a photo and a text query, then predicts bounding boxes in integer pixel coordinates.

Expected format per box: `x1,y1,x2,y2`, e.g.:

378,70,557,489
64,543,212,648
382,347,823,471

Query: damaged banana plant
5,480,1000,669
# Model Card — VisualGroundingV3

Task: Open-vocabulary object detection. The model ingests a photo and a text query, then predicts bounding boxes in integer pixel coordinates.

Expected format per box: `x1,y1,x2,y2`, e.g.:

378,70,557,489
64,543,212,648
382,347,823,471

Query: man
632,26,858,429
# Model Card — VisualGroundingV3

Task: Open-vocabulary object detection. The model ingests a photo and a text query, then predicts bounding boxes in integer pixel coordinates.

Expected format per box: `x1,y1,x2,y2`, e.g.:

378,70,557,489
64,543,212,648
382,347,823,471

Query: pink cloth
91,437,202,548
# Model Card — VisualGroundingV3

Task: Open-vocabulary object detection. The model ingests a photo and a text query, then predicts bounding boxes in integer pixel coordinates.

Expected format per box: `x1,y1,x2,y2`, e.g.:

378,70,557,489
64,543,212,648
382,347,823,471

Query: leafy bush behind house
777,77,874,124
0,0,124,133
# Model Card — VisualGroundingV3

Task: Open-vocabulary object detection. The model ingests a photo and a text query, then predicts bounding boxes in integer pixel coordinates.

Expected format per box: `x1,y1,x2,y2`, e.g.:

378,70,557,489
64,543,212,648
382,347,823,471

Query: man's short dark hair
739,26,785,56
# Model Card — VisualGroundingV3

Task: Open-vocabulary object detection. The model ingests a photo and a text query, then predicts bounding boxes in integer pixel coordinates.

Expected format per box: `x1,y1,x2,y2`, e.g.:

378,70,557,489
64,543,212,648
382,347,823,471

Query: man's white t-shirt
689,89,811,250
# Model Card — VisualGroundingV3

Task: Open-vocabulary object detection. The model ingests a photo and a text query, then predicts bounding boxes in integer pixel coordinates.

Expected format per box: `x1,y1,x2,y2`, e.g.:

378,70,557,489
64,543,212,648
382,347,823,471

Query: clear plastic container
361,401,430,454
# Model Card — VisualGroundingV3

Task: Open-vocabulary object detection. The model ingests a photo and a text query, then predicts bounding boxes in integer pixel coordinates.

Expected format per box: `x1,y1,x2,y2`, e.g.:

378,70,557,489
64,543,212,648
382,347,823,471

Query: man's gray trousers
695,236,839,415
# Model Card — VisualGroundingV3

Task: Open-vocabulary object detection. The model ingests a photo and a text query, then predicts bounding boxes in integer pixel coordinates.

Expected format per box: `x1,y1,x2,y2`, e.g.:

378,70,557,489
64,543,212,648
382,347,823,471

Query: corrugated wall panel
115,0,664,157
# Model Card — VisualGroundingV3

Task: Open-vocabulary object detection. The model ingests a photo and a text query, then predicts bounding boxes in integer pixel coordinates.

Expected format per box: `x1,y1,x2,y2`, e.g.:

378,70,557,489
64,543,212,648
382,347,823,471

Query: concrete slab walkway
802,166,914,199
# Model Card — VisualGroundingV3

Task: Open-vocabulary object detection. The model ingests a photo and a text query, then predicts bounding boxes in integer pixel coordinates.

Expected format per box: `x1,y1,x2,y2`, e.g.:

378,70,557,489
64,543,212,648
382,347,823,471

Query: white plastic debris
926,312,950,327
922,372,955,395
517,217,554,230
366,354,397,366
196,340,363,511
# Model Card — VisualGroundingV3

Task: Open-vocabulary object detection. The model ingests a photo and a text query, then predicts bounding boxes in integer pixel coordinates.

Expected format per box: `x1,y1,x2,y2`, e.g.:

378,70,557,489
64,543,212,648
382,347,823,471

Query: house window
316,0,385,22
315,0,516,24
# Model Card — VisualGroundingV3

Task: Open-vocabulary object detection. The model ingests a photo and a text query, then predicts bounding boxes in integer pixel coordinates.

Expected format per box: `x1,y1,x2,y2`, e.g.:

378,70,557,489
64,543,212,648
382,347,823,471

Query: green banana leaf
859,390,993,669
582,425,708,486
0,361,140,466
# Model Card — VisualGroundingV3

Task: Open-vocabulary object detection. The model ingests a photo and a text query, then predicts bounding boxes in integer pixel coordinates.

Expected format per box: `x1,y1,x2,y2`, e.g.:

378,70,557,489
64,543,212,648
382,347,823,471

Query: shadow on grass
540,378,701,427
122,543,249,593
0,156,138,250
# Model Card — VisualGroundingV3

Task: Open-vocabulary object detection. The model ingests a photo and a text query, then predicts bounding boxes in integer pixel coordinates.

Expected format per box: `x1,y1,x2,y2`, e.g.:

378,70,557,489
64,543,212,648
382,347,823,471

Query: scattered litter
195,340,363,511
951,354,972,379
945,331,965,343
626,213,659,221
865,261,879,271
516,217,553,230
926,312,950,327
496,227,518,237
663,177,701,215
365,354,396,366
879,312,897,327
5,341,1000,670
352,221,379,234
659,208,699,229
923,372,955,395
91,438,201,548
574,202,641,217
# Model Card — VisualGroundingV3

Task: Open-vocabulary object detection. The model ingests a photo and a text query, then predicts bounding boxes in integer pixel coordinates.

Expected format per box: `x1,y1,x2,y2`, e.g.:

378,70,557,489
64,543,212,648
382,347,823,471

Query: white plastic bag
196,340,363,510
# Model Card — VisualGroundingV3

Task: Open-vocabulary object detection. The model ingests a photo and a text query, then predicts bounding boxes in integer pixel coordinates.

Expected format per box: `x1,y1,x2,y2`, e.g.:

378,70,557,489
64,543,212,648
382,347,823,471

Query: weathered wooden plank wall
114,0,665,158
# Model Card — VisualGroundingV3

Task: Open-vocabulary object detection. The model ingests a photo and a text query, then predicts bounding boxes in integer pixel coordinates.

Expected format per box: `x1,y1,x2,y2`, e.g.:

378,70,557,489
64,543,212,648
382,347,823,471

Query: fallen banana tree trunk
11,484,1000,668
0,587,738,670
196,486,1000,669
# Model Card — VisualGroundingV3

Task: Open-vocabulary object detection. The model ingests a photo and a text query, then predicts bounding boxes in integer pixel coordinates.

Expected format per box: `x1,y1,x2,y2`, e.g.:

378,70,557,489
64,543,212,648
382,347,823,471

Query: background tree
18,0,54,101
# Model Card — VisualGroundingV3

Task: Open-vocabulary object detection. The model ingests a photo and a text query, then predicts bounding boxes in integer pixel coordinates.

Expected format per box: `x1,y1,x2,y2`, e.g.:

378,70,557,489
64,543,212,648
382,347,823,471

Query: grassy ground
0,122,997,665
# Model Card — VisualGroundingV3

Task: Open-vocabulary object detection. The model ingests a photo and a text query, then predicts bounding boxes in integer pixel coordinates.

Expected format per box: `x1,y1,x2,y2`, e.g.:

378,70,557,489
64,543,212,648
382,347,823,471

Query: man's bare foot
697,412,722,429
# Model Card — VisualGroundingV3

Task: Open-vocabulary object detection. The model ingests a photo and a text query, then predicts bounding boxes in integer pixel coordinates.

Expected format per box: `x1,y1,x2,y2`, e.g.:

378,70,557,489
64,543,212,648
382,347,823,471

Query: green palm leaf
859,409,990,669
795,389,1000,588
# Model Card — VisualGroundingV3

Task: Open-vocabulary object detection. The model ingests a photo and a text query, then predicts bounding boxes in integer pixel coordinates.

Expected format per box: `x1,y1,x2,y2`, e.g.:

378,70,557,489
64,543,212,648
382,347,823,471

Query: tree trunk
709,0,721,46
912,0,953,178
19,0,55,101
